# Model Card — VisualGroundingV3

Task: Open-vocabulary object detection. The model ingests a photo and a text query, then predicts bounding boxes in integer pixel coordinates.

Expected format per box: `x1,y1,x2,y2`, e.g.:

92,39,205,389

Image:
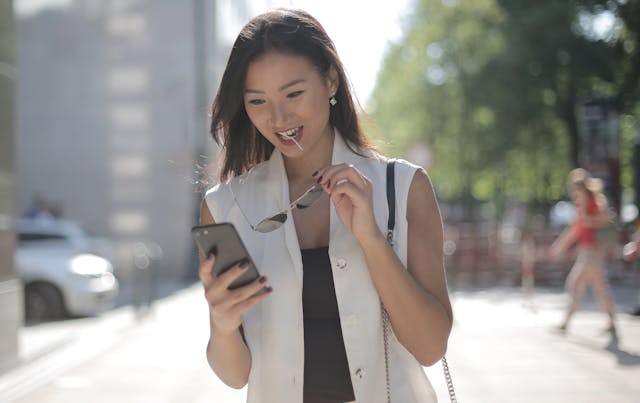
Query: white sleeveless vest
205,133,437,403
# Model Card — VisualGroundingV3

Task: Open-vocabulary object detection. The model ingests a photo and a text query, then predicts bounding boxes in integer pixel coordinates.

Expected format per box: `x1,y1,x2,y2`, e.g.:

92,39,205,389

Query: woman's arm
549,225,578,259
358,169,452,366
199,199,269,388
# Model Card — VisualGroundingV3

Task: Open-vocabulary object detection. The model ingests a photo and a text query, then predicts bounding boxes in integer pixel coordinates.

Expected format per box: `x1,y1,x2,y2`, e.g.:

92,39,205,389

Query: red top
574,196,599,248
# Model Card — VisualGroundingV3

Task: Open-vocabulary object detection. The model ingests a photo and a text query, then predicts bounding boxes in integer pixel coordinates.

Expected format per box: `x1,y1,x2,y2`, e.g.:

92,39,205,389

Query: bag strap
386,159,396,244
383,159,458,403
382,159,396,403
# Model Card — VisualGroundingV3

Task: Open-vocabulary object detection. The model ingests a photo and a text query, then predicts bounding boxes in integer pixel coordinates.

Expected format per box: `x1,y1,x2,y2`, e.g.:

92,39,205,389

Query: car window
19,233,68,242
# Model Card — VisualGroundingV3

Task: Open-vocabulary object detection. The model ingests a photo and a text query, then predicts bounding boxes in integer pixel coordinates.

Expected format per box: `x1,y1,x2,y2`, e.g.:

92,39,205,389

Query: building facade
0,0,20,374
15,0,277,285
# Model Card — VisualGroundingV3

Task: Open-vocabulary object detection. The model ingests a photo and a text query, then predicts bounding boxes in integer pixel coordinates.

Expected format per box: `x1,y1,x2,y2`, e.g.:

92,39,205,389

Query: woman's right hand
199,254,272,335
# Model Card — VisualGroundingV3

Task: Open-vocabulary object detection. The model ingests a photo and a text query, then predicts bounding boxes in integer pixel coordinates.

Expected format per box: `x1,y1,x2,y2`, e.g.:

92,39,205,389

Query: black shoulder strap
386,159,396,243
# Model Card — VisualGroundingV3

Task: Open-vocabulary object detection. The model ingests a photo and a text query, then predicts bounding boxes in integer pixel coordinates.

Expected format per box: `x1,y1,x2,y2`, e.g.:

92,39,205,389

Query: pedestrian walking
548,168,618,335
622,221,640,316
520,229,537,310
196,8,452,403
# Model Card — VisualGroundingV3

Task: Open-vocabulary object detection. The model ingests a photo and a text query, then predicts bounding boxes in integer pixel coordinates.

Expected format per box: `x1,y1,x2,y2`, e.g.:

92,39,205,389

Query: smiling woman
197,8,452,403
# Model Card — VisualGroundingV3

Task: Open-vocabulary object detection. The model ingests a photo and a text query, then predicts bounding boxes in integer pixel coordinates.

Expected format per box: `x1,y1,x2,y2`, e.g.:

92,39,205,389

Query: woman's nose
269,102,288,126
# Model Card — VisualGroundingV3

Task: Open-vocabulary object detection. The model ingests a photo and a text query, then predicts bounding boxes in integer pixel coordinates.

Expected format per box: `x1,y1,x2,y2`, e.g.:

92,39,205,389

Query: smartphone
191,222,265,293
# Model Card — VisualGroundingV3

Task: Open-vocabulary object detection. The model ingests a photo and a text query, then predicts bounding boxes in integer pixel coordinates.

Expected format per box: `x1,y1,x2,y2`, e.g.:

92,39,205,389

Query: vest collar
259,129,370,282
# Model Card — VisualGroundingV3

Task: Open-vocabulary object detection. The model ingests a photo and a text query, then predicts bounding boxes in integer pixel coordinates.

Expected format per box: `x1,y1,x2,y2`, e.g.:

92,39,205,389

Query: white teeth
276,127,300,138
276,127,303,150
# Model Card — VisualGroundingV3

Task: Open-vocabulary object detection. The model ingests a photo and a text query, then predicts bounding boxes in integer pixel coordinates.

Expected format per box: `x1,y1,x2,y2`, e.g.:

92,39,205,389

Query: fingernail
266,286,273,292
259,276,267,284
207,253,215,259
239,260,249,269
312,170,318,177
326,179,331,187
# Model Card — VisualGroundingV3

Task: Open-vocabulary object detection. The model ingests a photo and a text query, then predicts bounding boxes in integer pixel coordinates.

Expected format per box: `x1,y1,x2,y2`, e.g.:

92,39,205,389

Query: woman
198,9,452,402
623,223,640,316
549,168,617,335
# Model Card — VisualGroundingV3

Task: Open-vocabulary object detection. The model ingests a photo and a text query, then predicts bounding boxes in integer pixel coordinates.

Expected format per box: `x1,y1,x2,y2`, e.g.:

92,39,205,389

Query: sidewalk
1,283,639,402
425,286,640,403
1,282,244,403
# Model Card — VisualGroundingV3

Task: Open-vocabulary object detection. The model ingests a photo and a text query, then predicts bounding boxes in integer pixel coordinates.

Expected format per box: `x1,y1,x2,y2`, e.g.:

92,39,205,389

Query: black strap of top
386,159,396,243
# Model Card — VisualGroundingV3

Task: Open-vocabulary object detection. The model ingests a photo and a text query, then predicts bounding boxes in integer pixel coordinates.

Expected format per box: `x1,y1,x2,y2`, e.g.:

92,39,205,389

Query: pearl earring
329,96,337,106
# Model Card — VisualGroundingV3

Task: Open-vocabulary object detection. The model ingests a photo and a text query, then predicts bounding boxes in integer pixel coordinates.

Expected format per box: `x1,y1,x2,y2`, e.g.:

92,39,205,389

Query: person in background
549,168,618,336
622,220,640,316
520,229,537,310
25,193,54,220
197,8,452,403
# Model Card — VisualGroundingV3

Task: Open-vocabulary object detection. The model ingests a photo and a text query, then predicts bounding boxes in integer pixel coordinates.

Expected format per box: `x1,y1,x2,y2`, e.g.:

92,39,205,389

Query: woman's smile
276,126,304,146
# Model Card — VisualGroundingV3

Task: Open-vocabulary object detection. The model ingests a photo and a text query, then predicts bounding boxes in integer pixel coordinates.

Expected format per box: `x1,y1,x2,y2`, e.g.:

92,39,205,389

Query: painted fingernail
316,175,323,183
259,276,267,284
312,170,318,177
239,260,249,269
266,286,273,292
326,179,331,187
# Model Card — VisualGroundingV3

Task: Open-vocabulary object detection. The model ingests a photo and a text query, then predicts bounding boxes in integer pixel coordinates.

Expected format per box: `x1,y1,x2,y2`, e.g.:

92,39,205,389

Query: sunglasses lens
255,212,287,233
295,187,324,209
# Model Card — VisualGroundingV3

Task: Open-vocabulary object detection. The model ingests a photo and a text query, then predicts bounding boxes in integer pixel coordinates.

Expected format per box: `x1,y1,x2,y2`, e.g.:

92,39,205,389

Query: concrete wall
15,0,221,282
0,0,21,374
14,0,280,286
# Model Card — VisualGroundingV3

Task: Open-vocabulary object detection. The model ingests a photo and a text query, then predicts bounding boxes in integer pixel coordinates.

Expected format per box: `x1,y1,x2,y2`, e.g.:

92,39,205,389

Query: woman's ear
327,65,339,95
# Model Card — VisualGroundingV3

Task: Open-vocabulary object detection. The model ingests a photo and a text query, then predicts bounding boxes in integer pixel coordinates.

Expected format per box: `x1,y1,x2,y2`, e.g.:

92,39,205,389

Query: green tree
370,0,639,220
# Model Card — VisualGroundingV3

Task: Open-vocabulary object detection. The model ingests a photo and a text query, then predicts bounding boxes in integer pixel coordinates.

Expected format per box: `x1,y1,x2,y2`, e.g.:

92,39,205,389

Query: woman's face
243,51,338,159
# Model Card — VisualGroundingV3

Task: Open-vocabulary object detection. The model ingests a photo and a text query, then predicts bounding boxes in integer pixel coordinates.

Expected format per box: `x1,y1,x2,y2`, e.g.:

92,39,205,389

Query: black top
302,246,355,403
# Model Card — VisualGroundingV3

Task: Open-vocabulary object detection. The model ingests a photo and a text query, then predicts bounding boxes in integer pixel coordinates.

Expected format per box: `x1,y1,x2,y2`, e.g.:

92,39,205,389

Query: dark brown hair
209,8,372,182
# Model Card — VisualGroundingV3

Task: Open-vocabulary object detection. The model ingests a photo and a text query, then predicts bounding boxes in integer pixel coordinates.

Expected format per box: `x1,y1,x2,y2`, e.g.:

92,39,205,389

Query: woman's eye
248,99,265,105
287,90,304,98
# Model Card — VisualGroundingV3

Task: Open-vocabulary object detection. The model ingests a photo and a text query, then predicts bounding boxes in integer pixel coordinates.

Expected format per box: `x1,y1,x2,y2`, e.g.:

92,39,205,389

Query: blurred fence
443,222,631,287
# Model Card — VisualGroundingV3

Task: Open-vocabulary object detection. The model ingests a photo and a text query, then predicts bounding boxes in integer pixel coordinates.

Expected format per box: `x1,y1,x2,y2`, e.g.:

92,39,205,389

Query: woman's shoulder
204,160,272,219
203,181,233,222
374,154,424,178
206,159,271,193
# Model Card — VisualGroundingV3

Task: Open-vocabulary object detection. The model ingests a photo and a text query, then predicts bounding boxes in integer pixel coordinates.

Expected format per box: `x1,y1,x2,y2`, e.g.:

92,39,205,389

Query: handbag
595,209,619,249
383,159,458,403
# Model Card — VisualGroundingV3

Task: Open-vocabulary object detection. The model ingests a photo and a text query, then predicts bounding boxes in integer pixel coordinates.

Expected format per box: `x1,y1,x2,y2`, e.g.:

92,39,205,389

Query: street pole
580,97,622,215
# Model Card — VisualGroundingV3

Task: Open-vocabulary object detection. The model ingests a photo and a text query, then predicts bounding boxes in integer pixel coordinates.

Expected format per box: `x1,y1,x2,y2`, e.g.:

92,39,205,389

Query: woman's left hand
314,164,382,243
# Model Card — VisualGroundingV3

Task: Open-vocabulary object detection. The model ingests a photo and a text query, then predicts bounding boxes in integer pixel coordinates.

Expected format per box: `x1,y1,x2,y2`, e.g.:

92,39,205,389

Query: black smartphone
191,222,265,293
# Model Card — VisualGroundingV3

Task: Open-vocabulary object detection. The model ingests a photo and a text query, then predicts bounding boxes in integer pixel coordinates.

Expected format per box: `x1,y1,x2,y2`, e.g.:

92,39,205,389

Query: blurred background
0,0,639,402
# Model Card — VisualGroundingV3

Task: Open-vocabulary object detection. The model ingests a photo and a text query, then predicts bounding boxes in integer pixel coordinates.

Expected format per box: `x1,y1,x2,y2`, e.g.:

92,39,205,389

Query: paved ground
1,282,639,403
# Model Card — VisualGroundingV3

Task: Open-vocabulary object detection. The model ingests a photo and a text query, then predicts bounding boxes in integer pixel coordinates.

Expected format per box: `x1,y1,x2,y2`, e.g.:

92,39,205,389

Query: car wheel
25,283,66,321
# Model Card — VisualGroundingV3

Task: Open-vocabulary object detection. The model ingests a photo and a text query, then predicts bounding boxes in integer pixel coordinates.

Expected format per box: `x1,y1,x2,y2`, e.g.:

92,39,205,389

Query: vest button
336,258,347,270
344,314,357,327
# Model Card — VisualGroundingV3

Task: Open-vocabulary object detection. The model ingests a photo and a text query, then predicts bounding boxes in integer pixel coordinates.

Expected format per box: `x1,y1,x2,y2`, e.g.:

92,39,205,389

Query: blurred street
1,282,639,403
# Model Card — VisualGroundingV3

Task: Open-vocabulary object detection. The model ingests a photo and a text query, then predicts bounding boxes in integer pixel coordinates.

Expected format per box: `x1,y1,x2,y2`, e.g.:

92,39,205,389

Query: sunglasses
229,183,325,233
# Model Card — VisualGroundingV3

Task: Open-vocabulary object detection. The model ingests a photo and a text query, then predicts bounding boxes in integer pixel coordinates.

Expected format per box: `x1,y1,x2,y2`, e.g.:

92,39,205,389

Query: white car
15,218,119,320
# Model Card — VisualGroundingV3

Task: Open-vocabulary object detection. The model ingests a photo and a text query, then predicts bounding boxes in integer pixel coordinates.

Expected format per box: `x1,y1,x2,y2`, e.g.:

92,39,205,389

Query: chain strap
383,159,458,402
383,158,394,403
381,305,391,403
382,304,458,403
441,356,458,403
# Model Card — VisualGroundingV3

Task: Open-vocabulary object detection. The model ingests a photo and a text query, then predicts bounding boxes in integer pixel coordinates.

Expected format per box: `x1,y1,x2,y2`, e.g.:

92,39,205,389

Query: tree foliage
370,0,639,221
